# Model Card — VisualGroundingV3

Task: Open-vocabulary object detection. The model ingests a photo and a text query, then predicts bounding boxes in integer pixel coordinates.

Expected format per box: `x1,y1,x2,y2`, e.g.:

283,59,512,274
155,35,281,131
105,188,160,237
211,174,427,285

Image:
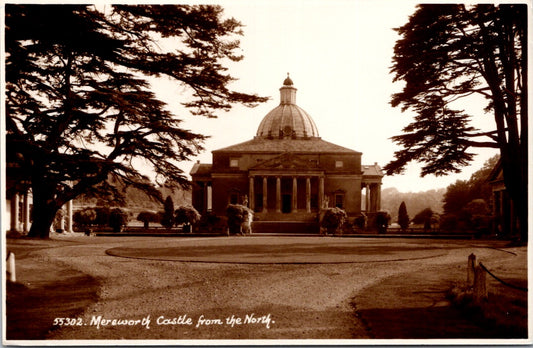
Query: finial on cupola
283,72,294,86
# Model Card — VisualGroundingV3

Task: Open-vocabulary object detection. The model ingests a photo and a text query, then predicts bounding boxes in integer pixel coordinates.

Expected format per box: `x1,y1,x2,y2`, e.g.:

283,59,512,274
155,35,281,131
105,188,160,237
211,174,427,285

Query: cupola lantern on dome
256,74,319,139
283,72,294,86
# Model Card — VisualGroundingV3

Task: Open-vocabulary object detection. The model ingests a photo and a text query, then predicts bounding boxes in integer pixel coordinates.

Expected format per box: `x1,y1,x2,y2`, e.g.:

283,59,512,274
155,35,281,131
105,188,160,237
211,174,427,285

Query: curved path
5,235,524,341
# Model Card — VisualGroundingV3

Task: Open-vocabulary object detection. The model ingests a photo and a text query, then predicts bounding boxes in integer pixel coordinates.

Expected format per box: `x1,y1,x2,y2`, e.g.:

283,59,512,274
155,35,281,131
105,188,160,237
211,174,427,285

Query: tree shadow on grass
6,269,99,340
357,305,527,339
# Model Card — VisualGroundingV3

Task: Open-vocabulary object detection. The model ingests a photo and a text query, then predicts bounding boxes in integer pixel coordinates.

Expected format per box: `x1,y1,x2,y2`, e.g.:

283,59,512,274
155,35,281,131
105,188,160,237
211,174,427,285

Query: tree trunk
27,201,58,238
27,181,61,239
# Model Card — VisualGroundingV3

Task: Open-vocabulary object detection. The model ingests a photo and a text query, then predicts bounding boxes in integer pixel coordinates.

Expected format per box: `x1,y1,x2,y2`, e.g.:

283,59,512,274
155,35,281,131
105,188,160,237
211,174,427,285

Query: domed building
191,75,383,233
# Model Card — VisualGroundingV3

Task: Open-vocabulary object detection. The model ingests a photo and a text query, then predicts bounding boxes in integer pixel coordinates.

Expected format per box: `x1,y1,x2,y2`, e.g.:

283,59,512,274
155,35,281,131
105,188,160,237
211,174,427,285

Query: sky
155,0,500,193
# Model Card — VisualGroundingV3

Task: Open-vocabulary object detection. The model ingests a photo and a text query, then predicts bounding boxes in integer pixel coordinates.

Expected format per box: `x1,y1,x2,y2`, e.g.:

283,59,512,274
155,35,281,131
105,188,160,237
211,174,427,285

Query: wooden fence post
473,265,488,303
467,253,476,287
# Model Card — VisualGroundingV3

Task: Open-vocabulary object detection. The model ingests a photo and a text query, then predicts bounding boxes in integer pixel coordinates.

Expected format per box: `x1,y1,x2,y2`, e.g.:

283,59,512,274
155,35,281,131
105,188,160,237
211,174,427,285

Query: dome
256,76,319,139
283,75,294,86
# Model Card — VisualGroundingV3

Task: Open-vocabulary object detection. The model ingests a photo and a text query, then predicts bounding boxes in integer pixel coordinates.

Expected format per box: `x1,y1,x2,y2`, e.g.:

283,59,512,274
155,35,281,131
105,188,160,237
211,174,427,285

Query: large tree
385,4,527,241
5,5,267,238
443,155,498,215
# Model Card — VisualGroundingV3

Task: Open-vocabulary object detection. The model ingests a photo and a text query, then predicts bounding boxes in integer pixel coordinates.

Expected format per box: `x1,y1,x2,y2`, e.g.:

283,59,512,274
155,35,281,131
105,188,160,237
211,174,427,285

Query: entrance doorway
282,194,292,213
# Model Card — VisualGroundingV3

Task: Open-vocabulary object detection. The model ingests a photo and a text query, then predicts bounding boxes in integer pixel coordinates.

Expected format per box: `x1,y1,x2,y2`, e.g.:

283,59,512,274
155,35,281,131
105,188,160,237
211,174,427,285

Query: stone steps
251,221,320,234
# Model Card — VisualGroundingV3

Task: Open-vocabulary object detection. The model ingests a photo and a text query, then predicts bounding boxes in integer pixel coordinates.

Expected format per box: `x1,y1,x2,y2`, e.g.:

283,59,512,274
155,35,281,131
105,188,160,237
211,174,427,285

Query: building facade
488,159,519,238
191,76,383,231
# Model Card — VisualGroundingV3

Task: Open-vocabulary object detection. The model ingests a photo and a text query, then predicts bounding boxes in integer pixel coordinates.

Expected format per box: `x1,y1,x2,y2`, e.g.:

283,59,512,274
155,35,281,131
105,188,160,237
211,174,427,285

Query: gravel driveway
5,235,524,341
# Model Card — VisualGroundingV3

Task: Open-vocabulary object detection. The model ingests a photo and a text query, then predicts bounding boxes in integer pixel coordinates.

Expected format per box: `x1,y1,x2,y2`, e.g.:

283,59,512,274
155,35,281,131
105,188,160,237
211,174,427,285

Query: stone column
67,200,73,233
249,177,255,211
203,182,208,214
23,191,30,233
262,176,268,212
306,177,311,213
59,207,65,231
10,193,20,232
377,183,382,211
276,177,281,213
318,176,324,209
292,177,298,212
365,184,370,212
369,184,375,212
207,184,212,212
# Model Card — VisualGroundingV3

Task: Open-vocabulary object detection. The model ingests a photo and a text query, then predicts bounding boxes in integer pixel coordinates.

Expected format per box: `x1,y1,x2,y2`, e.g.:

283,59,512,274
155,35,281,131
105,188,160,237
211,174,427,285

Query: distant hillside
159,184,192,209
381,187,445,223
75,177,191,213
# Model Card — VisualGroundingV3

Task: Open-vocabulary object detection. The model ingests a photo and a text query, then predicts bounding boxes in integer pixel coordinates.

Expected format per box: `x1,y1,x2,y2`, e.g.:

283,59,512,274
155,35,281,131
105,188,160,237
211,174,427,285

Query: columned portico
362,181,382,213
249,172,323,219
8,188,36,234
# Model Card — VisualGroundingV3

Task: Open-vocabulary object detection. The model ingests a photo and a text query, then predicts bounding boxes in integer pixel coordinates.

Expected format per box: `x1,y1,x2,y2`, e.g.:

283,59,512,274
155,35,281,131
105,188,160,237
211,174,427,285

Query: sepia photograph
3,0,529,344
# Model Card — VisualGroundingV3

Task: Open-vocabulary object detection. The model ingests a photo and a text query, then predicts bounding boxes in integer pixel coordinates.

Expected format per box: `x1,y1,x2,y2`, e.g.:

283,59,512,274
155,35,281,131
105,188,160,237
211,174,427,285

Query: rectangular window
335,194,344,209
230,193,239,204
230,158,239,167
335,160,343,168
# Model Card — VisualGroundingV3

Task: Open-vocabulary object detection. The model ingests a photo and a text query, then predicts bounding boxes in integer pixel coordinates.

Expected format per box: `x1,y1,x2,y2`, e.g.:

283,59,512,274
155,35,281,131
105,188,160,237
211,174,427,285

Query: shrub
226,204,253,235
175,206,201,232
93,207,111,226
197,212,223,233
375,211,391,234
320,207,347,234
73,208,97,231
109,208,128,232
439,214,459,232
398,201,410,231
353,213,367,229
137,211,159,229
412,207,434,225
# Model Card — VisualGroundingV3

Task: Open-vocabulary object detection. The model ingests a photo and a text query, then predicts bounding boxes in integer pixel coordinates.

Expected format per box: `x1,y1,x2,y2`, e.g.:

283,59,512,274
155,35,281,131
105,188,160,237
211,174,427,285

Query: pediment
250,153,320,171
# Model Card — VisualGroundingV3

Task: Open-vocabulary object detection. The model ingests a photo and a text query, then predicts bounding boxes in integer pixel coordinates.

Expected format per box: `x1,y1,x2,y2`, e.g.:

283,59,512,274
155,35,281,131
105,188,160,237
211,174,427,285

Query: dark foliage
161,196,175,228
5,4,267,237
387,4,527,241
443,155,498,215
137,211,159,229
412,208,435,225
397,201,410,231
175,206,201,226
320,208,347,230
375,211,391,234
226,204,252,235
109,208,128,232
72,209,97,229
